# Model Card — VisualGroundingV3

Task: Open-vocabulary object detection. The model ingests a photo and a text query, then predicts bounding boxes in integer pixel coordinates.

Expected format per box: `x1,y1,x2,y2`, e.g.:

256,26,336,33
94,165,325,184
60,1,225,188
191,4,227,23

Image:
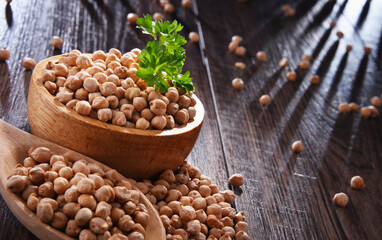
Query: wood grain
1,0,382,239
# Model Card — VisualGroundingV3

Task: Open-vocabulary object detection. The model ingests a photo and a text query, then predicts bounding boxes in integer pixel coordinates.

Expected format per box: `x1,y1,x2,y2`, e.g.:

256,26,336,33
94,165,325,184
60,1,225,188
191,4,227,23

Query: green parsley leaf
136,14,194,93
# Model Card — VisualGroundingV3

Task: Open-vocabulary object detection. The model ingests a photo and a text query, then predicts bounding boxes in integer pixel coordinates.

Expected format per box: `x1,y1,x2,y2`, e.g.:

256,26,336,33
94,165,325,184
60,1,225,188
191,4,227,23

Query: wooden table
1,0,381,239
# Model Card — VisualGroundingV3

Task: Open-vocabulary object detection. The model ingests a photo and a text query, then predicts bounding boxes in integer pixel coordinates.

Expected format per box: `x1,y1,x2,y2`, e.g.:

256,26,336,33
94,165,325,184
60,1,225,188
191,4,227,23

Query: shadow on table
5,2,12,27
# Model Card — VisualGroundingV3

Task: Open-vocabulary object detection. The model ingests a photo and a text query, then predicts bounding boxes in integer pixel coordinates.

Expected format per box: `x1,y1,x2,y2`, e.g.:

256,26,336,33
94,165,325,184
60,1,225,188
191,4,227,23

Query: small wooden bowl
27,55,204,180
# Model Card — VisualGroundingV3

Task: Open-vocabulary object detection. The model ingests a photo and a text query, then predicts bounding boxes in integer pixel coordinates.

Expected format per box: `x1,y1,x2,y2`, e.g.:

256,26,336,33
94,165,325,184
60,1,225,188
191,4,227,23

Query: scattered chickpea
310,75,320,84
350,176,365,189
235,46,246,57
360,106,372,118
127,13,138,24
232,78,244,90
299,60,311,69
256,51,267,62
346,45,352,51
153,13,163,21
333,192,349,207
234,62,246,70
228,42,238,53
336,31,344,39
286,72,297,81
338,102,350,113
370,96,381,107
164,3,175,13
51,36,63,49
229,174,244,187
231,35,243,45
364,46,372,54
279,58,288,67
22,57,37,70
259,94,271,105
329,20,336,28
181,0,191,9
349,102,359,112
189,32,200,43
0,47,10,60
292,140,304,153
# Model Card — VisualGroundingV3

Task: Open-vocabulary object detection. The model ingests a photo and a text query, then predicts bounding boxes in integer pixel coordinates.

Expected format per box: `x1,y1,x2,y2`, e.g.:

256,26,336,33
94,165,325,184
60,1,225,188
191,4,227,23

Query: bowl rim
31,54,205,137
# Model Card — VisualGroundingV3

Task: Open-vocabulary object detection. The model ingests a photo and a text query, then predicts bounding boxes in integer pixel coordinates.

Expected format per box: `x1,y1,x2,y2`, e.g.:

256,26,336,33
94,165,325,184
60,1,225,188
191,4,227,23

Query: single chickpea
221,190,235,204
72,161,90,175
93,50,106,61
29,166,45,185
166,189,182,203
364,46,372,54
338,102,350,113
350,176,365,189
127,13,138,24
65,76,82,90
112,111,127,126
51,36,63,48
182,0,191,8
206,215,222,229
141,108,154,121
235,231,251,240
234,62,246,70
92,96,109,110
329,20,336,28
134,211,150,228
292,140,304,153
286,72,297,82
98,108,113,122
38,182,55,198
95,185,115,202
133,97,148,112
164,3,175,13
333,192,349,207
77,178,96,194
235,46,246,57
55,89,74,104
27,194,39,211
232,78,244,90
349,102,359,112
159,0,169,7
256,51,267,62
189,32,200,42
107,95,119,109
259,94,271,105
175,109,189,124
64,186,79,203
75,100,92,116
41,69,55,82
151,115,167,130
170,215,183,229
336,31,344,38
188,106,196,120
199,185,212,197
76,54,92,69
299,60,311,69
75,207,93,226
228,42,239,53
22,57,37,70
193,197,207,210
279,58,289,67
89,217,109,234
187,219,201,235
346,45,353,51
165,87,180,102
180,205,197,221
310,75,320,84
302,54,312,61
235,221,249,232
36,202,54,223
150,99,167,115
44,81,57,94
125,87,140,101
229,173,244,187
153,12,163,21
167,102,179,116
360,106,372,118
58,166,73,180
6,175,27,193
83,77,98,93
120,104,134,119
63,203,81,218
54,177,70,194
370,96,381,107
51,212,68,229
0,47,10,60
165,115,175,129
65,220,81,237
31,147,52,163
78,194,97,210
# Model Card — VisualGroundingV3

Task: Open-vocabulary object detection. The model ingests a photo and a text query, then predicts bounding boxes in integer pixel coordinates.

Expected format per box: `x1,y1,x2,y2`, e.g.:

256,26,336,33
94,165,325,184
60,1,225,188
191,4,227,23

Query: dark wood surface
1,0,381,239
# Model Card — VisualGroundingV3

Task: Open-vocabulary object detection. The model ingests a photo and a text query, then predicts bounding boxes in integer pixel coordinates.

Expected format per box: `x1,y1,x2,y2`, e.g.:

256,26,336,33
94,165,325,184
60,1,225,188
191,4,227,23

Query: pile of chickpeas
7,147,251,240
41,48,197,130
133,162,250,240
7,147,150,240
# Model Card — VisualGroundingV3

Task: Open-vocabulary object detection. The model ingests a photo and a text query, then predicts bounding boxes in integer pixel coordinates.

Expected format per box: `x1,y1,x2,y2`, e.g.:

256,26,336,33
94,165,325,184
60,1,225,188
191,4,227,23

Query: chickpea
349,102,359,112
346,45,352,51
51,212,68,229
286,72,297,81
109,48,122,59
22,57,36,70
75,100,92,116
23,157,37,168
175,109,189,124
78,194,97,210
153,12,163,21
117,215,134,232
360,106,372,118
235,46,246,57
77,54,92,69
106,95,119,109
182,0,192,8
0,47,10,60
235,221,248,232
151,115,167,130
167,102,179,116
370,96,381,107
159,206,173,217
76,178,96,194
228,42,238,52
37,202,54,223
63,186,78,203
229,174,244,187
193,197,207,210
132,97,147,112
164,115,175,129
135,118,150,130
92,50,106,61
31,147,52,163
54,63,69,77
199,185,211,197
82,77,98,93
333,192,349,207
259,94,271,105
364,46,372,54
189,32,200,42
55,89,74,104
256,51,267,62
207,203,223,218
63,203,81,218
65,219,81,237
53,177,70,194
91,96,109,110
79,229,97,240
302,54,312,61
140,108,154,121
38,182,55,198
310,75,320,84
95,185,115,202
51,36,63,48
44,81,57,94
338,102,350,113
350,176,365,189
336,31,344,39
29,167,45,185
299,60,311,69
89,217,109,234
180,205,196,221
292,140,304,153
22,185,38,200
112,111,127,126
58,166,73,180
232,78,244,90
41,69,55,83
27,194,40,211
75,207,93,226
150,99,167,115
235,231,250,240
279,58,289,67
121,56,135,68
206,215,222,229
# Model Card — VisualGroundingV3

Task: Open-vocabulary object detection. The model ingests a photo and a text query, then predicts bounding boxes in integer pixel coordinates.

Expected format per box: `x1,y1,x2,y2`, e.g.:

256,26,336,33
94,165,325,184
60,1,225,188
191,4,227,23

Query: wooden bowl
27,55,204,180
0,119,165,240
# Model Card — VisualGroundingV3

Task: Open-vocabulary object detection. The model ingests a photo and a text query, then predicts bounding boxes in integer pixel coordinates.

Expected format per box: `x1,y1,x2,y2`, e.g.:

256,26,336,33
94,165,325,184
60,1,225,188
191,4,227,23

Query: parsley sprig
136,15,195,93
